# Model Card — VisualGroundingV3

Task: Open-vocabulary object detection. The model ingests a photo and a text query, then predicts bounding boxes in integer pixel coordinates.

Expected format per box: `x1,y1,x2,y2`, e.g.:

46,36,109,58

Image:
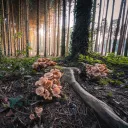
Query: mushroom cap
52,87,61,95
39,77,48,85
35,87,44,96
35,107,43,114
44,72,54,80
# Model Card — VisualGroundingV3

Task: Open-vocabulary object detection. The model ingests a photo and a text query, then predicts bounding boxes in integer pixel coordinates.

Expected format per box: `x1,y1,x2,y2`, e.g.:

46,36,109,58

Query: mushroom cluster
35,69,63,100
32,58,57,71
29,107,43,120
86,63,109,78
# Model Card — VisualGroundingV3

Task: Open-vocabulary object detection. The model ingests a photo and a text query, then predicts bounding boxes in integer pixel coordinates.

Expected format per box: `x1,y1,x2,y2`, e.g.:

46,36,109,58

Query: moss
112,80,123,86
55,65,63,70
107,91,113,97
99,78,109,86
99,78,123,86
78,54,103,64
0,57,38,75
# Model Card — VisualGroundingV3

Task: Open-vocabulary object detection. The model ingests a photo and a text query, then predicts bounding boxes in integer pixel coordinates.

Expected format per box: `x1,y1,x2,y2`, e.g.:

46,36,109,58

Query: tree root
61,67,128,128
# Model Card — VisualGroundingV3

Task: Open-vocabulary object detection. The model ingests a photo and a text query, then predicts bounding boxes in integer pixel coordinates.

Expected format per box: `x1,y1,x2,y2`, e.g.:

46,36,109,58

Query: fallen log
61,67,128,128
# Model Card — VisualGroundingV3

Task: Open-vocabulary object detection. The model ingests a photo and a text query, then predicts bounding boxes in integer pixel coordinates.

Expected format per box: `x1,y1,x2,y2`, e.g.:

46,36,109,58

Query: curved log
61,67,128,128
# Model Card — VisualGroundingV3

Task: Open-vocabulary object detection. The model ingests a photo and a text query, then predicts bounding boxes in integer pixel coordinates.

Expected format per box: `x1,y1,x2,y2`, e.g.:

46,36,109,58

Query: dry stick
61,67,128,128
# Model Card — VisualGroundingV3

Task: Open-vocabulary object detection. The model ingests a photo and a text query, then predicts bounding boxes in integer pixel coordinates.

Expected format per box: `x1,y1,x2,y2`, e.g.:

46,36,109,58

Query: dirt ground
0,72,108,128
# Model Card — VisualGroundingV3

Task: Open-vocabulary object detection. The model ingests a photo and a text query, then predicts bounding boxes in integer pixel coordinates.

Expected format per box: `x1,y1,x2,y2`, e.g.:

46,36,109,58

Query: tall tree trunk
25,0,29,57
53,0,57,56
0,7,2,59
91,0,97,52
11,0,16,56
61,0,66,57
49,2,51,56
101,0,109,55
18,0,21,52
2,0,6,55
57,0,61,56
36,0,40,56
95,0,102,52
9,5,12,56
124,32,128,56
117,0,126,55
20,0,23,51
6,0,10,56
112,0,124,53
121,9,128,55
106,0,115,53
44,0,47,57
66,0,72,55
71,0,92,56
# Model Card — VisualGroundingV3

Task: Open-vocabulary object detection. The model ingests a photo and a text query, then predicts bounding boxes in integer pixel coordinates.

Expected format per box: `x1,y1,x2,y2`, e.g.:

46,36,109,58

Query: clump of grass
0,57,38,75
99,78,123,86
107,91,113,97
78,54,103,64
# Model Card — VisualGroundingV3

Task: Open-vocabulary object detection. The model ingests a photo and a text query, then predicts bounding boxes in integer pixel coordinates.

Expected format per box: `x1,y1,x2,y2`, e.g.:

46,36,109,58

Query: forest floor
77,68,128,123
0,55,128,128
0,69,107,128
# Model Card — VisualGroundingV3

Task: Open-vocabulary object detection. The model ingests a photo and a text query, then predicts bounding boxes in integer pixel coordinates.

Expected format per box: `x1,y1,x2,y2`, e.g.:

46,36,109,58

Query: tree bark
36,0,40,56
44,0,47,57
71,0,92,56
6,0,10,56
95,0,102,52
61,0,66,57
101,0,109,55
124,32,128,56
2,0,6,55
112,0,124,53
91,0,97,52
25,0,29,57
57,0,61,56
117,0,126,55
106,0,115,53
66,0,72,55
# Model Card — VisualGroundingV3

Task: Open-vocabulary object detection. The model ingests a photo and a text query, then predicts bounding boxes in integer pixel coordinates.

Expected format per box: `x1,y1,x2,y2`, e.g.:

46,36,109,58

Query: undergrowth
78,53,128,68
0,57,38,76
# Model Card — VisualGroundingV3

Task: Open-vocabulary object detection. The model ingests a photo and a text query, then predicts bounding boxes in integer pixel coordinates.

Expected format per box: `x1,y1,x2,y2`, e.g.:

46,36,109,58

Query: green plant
0,57,38,75
107,91,113,97
78,54,102,64
99,78,109,86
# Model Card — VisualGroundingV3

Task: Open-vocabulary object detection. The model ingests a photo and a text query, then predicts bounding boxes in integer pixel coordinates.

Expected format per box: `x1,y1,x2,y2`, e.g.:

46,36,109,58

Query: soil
0,71,108,128
76,68,128,123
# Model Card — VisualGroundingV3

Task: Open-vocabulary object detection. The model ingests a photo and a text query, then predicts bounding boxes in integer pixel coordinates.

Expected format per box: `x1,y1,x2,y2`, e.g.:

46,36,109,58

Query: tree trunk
71,0,92,56
117,0,126,55
18,0,21,52
25,0,29,57
66,0,72,55
6,0,10,56
0,7,2,59
101,0,109,55
112,0,124,53
61,0,66,57
107,0,115,53
36,0,40,56
48,2,51,56
95,0,102,52
2,0,6,56
57,0,61,56
90,0,97,52
124,32,128,56
11,0,16,56
44,0,47,57
121,9,128,55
